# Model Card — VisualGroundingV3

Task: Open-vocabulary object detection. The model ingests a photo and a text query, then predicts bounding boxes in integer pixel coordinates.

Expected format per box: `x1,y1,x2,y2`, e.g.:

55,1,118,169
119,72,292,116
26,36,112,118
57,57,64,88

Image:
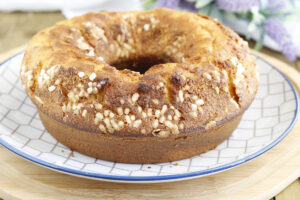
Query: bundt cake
20,8,259,163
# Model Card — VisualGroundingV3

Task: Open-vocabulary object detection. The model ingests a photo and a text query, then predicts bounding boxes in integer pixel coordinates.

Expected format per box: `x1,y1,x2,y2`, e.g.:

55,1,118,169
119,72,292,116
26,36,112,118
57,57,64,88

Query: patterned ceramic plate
0,52,298,183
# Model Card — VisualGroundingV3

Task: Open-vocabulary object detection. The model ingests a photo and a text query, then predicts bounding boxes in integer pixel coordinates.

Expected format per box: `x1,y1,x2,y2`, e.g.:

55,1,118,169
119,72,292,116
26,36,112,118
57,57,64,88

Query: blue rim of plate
0,52,298,182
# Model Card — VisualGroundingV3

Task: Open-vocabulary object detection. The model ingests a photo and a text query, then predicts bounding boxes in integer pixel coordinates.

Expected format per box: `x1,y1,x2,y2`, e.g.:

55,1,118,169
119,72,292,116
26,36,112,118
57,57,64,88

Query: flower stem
254,31,264,51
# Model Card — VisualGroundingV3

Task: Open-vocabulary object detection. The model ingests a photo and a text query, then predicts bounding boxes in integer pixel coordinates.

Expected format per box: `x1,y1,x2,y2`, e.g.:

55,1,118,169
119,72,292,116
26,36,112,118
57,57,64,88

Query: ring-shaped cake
21,9,259,163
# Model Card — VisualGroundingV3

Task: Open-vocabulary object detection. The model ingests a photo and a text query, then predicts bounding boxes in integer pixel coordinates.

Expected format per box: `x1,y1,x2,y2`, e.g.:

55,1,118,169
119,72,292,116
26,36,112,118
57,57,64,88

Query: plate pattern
0,53,298,182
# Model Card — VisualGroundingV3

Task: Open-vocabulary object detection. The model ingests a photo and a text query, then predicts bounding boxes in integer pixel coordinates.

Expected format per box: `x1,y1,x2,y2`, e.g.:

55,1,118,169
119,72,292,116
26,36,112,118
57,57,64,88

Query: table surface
0,11,299,200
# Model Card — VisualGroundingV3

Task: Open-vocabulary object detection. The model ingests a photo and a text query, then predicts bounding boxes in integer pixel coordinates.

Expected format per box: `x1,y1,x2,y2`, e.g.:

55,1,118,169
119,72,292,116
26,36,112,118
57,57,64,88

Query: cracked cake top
20,8,259,138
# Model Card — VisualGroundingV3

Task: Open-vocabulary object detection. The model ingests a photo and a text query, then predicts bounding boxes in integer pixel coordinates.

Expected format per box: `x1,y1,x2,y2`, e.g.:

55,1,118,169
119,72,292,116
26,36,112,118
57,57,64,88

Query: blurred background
0,1,299,200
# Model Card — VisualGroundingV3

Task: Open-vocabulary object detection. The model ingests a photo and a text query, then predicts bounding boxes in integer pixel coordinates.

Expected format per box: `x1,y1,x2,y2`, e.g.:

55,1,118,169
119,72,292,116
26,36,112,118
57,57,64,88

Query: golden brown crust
20,9,259,138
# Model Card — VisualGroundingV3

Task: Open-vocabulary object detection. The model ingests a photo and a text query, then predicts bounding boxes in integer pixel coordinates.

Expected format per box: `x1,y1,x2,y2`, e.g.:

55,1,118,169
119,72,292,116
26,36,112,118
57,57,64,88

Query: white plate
0,52,298,183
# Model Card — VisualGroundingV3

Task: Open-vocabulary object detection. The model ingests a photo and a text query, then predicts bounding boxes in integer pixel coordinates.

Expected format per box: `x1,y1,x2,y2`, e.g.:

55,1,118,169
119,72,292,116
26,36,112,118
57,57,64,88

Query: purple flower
157,0,180,9
266,0,292,17
216,0,260,12
267,0,287,12
179,0,198,12
264,17,297,61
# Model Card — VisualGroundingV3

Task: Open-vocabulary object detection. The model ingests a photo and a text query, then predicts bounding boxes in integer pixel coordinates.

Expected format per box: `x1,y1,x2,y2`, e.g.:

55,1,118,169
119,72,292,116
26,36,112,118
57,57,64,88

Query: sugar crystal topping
21,10,256,138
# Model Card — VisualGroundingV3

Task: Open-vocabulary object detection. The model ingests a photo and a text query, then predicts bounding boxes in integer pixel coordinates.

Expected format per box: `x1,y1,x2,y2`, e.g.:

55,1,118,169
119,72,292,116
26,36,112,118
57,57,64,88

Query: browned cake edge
39,109,243,163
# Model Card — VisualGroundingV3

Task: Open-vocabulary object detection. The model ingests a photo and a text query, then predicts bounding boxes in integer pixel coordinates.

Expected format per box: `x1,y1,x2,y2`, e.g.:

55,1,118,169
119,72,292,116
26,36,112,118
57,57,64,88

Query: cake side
38,110,244,163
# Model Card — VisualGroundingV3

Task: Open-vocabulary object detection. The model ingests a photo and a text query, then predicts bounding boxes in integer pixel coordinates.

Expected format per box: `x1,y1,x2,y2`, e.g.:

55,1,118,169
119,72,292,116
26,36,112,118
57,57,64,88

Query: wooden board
0,47,299,200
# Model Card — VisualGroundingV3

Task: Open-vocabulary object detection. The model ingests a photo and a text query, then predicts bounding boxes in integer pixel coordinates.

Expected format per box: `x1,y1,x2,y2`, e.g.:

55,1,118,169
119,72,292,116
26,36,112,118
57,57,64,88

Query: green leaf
210,6,223,22
198,4,213,16
239,11,252,19
251,7,265,24
195,0,213,9
222,11,237,21
143,0,158,9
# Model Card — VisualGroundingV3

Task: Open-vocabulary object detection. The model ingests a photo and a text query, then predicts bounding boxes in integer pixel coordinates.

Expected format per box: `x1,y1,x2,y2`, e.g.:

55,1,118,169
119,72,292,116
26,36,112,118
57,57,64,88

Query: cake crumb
196,99,204,105
48,85,56,92
178,90,184,103
89,72,96,81
191,104,197,111
203,73,212,80
82,109,87,117
85,22,91,27
132,93,139,102
152,99,159,105
144,24,150,31
214,86,220,94
124,108,130,115
78,71,85,78
88,50,95,57
205,120,216,130
231,56,238,65
87,87,93,94
35,96,43,104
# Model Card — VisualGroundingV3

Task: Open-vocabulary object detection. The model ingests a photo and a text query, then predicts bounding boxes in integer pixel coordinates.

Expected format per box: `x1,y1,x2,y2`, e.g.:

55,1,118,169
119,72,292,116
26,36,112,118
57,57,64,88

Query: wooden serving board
0,47,299,200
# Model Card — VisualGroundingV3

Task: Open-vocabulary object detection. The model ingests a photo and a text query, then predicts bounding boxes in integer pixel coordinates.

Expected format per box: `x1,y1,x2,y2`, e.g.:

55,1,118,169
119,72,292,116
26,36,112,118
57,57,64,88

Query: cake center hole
111,56,173,74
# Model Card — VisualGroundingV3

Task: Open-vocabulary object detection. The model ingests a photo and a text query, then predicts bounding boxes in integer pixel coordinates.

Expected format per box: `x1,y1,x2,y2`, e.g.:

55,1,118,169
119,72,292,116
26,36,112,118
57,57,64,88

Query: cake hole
110,55,174,74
